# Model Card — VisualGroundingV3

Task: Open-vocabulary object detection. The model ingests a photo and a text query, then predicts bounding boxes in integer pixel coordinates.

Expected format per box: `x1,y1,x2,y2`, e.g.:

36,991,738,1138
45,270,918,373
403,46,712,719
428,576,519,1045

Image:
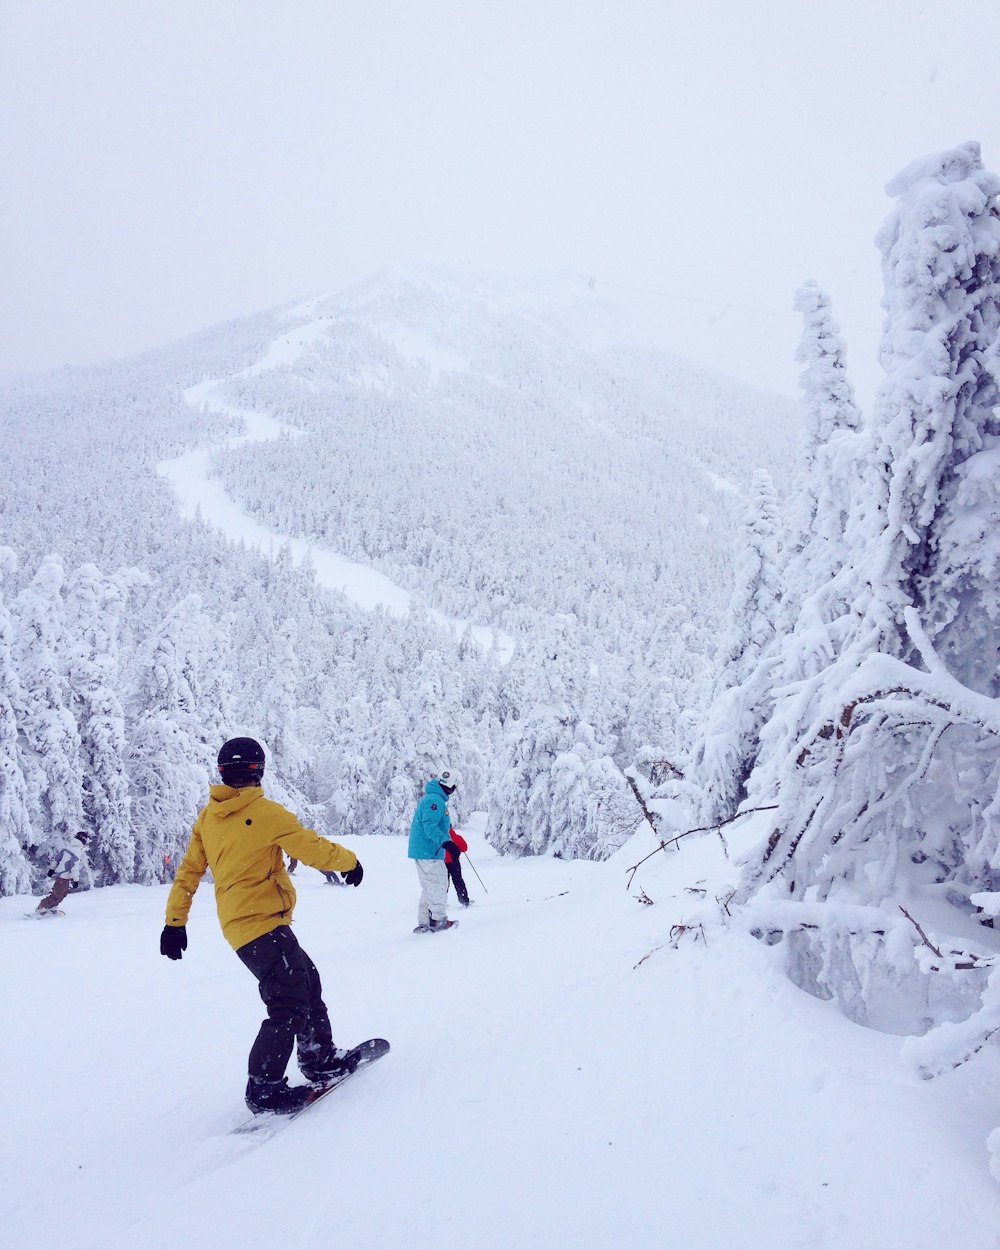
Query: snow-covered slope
200,266,800,641
4,821,998,1250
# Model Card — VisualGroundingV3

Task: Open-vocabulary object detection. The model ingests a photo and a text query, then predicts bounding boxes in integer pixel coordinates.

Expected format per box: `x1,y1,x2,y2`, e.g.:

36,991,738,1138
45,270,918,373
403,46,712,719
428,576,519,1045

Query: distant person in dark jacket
35,831,90,914
444,827,471,907
288,856,342,885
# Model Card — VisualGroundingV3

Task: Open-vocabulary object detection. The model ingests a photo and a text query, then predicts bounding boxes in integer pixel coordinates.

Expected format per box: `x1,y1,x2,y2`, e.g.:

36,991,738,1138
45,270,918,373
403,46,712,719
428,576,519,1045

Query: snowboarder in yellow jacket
160,737,365,1115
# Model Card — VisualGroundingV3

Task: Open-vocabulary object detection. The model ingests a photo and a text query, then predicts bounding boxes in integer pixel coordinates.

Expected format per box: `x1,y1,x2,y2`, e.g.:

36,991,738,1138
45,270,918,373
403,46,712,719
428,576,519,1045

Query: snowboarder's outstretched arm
161,828,208,958
275,821,359,879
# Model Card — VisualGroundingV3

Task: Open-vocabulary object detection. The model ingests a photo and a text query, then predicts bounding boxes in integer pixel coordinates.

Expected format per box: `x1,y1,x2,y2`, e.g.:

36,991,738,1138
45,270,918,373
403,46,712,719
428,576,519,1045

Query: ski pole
464,854,488,893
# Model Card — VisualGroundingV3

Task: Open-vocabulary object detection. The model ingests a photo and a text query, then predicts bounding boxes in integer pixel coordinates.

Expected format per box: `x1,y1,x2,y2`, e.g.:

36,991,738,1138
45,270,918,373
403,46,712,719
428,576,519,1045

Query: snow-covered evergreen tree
196,612,237,759
488,699,577,855
12,555,84,860
321,690,381,837
793,281,862,463
405,644,468,813
780,281,864,619
328,747,379,839
125,595,214,881
729,287,870,817
546,723,639,860
487,615,632,855
261,616,309,786
0,550,33,893
64,563,140,885
713,471,783,695
689,472,783,824
737,142,1000,948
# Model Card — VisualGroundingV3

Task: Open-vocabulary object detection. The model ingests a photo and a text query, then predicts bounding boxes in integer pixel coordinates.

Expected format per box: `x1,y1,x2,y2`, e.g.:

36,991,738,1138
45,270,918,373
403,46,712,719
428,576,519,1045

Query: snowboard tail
234,1037,390,1136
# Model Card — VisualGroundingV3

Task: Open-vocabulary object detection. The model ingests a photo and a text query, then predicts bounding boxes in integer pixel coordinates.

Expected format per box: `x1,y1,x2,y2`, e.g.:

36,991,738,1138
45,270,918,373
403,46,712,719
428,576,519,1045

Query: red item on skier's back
444,829,468,863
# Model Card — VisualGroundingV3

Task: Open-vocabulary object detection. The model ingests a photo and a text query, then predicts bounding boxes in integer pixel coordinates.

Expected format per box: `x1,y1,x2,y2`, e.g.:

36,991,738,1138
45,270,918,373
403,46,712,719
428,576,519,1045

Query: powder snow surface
4,818,999,1250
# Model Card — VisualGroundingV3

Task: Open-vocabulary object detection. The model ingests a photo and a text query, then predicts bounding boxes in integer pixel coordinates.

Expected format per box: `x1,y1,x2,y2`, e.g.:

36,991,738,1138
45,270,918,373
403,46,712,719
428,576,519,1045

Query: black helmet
218,737,265,787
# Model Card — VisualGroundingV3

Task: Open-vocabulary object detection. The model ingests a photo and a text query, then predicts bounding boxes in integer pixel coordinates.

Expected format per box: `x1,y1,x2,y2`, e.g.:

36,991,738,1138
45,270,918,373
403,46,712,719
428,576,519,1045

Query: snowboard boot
429,918,456,932
300,1047,356,1084
245,1076,315,1115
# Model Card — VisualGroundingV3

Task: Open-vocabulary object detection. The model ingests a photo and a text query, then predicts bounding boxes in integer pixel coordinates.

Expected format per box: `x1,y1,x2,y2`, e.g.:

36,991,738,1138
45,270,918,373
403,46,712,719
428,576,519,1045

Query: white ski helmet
438,767,460,792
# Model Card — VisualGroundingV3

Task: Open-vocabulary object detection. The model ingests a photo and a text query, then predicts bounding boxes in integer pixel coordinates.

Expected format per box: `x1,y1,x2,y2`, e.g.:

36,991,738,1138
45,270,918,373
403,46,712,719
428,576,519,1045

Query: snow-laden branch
624,803,778,890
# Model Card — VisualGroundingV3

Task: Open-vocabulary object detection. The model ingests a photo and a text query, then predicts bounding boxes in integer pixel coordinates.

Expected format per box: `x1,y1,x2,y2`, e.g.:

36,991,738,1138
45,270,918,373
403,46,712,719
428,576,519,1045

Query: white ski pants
414,859,448,927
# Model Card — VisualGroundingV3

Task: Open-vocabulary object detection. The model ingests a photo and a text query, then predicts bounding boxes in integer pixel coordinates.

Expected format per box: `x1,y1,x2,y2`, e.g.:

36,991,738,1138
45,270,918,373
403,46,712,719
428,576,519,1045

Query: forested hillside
0,268,798,891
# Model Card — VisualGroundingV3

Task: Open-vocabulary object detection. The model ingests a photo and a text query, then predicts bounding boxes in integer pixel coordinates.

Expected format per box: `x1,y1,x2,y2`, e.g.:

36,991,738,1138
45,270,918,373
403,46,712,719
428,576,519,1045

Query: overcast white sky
3,1,999,410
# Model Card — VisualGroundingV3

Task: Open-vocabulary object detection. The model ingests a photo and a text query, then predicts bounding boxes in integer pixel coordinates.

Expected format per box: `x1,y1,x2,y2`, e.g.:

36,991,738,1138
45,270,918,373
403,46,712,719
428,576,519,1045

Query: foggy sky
3,0,999,411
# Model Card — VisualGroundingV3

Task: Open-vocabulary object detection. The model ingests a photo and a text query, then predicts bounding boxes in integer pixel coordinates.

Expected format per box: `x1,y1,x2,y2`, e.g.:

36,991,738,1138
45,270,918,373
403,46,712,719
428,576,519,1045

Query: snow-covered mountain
0,266,800,880
198,265,799,641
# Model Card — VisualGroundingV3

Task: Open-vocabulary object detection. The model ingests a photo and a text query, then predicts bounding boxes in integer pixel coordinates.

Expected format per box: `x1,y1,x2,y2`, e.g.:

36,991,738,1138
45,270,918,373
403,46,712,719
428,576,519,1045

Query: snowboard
25,909,66,919
234,1037,390,1137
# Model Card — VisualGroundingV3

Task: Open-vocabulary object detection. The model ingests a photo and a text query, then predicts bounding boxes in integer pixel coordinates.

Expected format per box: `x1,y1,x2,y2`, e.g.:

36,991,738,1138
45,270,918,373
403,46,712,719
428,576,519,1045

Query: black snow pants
446,857,470,907
236,925,335,1082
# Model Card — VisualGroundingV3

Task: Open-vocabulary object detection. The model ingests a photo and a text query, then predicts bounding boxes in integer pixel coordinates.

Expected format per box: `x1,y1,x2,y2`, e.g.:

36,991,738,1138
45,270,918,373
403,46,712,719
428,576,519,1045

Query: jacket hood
208,784,265,818
423,779,448,802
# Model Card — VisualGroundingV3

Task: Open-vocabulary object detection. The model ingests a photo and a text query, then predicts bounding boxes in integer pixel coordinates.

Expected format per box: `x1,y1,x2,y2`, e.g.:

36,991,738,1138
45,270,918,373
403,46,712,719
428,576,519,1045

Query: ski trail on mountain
157,321,513,659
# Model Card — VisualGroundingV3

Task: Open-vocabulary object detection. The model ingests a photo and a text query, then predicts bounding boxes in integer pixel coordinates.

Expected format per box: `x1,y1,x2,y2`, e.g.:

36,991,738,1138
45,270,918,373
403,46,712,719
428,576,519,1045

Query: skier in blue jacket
408,769,461,934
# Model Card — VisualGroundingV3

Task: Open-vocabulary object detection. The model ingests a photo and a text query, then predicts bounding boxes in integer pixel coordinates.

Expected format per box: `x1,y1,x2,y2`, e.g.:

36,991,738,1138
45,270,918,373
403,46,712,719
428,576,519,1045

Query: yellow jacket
164,784,358,950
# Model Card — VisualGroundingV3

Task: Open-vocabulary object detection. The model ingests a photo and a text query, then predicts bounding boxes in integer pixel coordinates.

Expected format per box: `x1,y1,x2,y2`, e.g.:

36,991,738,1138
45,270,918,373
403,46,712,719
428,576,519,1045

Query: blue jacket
408,780,452,860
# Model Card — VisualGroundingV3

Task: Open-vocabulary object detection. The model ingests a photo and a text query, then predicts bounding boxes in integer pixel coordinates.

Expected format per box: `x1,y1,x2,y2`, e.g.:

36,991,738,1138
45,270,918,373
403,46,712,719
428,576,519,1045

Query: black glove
46,869,54,878
342,861,364,887
160,924,188,960
443,840,461,860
